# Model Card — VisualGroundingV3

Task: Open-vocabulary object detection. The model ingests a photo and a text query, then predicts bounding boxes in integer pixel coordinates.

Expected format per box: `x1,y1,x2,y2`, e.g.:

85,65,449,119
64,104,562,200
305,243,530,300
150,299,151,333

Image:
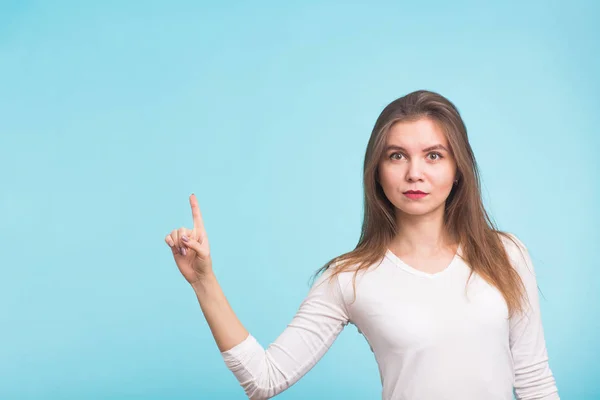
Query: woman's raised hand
165,194,213,285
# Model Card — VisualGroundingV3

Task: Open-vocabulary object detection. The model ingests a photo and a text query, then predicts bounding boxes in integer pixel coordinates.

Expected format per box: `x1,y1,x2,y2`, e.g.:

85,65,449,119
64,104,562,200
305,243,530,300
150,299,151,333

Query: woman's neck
392,211,457,256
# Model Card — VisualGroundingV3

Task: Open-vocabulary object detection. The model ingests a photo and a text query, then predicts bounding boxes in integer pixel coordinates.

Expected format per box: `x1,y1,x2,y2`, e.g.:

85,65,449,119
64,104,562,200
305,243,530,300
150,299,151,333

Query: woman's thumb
181,234,202,254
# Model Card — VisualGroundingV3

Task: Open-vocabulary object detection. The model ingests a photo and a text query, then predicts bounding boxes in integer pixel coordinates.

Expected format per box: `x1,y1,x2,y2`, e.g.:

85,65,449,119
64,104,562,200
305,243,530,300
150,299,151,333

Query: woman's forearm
191,272,249,353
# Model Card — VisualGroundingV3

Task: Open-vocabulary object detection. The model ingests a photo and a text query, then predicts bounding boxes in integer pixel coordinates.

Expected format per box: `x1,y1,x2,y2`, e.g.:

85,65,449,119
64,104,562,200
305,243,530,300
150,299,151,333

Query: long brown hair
313,89,527,318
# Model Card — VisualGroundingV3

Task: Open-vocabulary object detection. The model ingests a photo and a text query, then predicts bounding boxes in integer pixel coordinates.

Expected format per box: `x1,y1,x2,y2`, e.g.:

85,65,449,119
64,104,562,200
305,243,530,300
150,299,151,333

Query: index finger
189,193,205,233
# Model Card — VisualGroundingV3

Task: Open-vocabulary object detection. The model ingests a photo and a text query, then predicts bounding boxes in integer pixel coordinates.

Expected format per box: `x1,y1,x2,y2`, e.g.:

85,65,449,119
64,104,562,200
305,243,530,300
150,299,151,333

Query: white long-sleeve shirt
220,233,559,399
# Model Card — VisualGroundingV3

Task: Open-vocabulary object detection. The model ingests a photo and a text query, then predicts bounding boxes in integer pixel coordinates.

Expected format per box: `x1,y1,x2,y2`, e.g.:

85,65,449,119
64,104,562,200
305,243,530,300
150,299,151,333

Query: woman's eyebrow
385,144,449,152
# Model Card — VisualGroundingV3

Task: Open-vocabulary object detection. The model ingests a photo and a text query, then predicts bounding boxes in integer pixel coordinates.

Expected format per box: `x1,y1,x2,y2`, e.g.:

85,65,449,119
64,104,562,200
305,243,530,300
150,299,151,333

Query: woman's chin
395,202,445,217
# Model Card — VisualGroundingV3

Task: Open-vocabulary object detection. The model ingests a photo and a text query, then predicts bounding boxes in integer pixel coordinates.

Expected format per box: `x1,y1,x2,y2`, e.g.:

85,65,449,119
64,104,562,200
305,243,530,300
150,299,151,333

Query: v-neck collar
384,244,463,279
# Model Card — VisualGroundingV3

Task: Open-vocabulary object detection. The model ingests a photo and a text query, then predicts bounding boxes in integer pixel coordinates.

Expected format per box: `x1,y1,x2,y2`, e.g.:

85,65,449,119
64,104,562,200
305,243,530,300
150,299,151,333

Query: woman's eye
389,152,443,161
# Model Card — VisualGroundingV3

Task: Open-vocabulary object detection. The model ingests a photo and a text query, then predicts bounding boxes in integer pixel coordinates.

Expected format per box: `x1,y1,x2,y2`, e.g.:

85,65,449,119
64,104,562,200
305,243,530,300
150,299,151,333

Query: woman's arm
202,265,350,400
191,272,250,353
507,234,560,400
168,195,350,398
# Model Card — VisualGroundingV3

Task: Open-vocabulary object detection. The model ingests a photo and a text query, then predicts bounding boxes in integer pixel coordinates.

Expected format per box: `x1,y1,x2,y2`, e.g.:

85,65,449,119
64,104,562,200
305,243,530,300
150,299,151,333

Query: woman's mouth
403,190,428,200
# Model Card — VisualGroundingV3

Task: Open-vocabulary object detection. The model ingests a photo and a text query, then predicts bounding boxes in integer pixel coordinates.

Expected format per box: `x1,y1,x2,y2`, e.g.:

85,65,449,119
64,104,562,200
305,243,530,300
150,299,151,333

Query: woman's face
378,118,458,219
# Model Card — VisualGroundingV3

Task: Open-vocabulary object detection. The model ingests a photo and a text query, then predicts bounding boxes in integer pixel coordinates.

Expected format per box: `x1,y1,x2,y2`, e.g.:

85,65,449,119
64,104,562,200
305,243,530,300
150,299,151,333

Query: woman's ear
453,170,462,184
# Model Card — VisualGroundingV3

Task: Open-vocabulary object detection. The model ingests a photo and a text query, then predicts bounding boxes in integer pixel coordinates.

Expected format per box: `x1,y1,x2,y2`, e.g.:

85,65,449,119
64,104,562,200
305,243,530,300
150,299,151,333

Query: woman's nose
406,161,425,181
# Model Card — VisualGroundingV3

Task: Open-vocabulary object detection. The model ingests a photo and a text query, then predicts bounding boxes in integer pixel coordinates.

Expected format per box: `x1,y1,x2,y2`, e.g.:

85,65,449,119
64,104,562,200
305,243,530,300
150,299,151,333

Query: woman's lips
403,192,428,200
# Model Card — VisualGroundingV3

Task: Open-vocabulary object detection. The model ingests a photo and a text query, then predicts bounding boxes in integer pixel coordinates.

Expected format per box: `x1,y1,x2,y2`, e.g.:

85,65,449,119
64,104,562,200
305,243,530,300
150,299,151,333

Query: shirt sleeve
220,265,351,400
506,234,560,400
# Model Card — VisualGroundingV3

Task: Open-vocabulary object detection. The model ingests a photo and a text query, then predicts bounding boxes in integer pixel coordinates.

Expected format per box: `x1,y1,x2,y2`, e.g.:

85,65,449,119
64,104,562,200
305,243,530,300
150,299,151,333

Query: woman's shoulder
324,256,392,295
314,259,360,286
496,231,535,275
498,231,528,254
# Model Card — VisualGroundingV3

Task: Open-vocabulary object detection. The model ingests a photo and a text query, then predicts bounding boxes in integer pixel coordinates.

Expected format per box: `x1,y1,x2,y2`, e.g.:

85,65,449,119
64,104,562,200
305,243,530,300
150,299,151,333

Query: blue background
1,1,598,398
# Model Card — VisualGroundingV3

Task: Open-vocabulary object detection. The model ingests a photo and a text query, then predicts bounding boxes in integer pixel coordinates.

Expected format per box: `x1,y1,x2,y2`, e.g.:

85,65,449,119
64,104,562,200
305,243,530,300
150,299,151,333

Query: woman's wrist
190,270,217,293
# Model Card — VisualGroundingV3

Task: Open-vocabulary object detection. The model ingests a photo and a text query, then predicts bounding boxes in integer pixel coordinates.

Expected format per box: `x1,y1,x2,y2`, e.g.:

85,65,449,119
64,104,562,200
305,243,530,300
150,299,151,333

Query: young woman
164,90,559,400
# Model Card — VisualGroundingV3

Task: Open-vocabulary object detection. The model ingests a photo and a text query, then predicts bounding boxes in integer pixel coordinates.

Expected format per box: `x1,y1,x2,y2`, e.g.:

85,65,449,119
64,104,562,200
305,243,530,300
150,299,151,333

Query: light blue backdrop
1,1,598,399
